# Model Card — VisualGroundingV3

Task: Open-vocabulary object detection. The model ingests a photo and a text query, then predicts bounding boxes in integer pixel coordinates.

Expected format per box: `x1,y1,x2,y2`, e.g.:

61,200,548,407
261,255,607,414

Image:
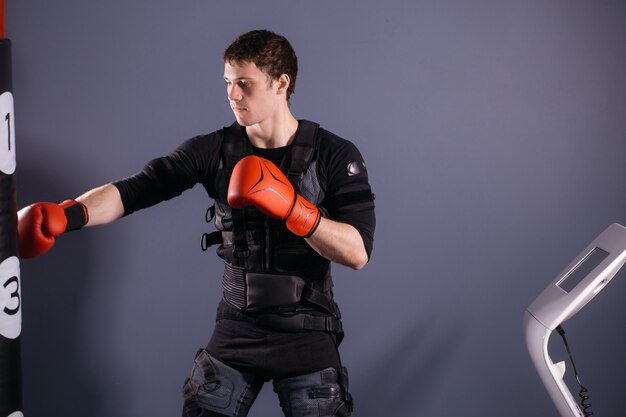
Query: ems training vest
202,121,342,335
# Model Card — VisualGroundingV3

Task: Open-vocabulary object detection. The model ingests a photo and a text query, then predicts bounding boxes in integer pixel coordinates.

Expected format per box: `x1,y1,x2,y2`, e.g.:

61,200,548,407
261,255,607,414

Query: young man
18,30,375,417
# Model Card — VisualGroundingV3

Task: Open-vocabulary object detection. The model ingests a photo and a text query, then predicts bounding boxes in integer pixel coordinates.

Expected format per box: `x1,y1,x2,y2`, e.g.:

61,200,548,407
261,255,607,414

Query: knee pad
274,366,354,417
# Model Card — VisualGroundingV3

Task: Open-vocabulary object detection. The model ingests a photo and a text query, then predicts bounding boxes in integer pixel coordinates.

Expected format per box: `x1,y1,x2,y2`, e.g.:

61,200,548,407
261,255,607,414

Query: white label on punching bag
8,412,24,417
0,91,16,175
0,256,21,339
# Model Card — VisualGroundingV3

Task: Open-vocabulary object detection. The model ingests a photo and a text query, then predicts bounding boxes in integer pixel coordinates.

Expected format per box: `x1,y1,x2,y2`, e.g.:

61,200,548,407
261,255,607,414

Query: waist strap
216,300,343,335
222,262,338,316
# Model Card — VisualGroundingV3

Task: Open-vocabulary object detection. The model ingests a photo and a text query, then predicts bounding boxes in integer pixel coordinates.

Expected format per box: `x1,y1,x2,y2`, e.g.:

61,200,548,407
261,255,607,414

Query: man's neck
246,110,299,149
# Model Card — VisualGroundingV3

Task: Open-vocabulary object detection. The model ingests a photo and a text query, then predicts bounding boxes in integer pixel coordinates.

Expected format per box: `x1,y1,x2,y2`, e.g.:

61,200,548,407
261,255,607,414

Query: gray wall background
5,1,626,416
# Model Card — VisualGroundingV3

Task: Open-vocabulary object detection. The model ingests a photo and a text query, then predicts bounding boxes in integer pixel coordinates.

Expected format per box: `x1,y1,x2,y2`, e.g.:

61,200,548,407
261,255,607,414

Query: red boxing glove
17,200,88,259
227,155,321,237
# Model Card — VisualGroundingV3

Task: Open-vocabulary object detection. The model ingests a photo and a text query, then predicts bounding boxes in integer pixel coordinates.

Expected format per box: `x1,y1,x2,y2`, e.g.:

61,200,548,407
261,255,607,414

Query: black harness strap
221,125,253,265
285,121,319,188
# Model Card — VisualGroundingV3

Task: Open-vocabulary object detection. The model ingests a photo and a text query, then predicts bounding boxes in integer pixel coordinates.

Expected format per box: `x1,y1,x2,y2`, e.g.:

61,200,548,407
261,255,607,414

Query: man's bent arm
76,183,125,227
306,217,368,270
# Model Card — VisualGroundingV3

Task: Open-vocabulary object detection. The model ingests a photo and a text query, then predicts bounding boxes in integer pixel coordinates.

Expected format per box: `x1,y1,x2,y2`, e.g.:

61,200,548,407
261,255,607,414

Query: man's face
223,60,280,127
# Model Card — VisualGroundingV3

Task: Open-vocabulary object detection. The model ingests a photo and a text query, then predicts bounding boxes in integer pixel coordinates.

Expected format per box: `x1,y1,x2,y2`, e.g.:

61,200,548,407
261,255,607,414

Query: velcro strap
182,378,198,398
194,349,218,382
205,206,215,223
309,386,341,399
301,285,339,317
201,231,222,251
256,313,343,333
326,188,375,213
319,368,336,384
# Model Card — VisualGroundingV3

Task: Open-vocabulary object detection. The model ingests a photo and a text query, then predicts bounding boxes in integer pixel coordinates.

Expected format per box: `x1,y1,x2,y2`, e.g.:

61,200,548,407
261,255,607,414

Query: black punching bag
0,1,24,416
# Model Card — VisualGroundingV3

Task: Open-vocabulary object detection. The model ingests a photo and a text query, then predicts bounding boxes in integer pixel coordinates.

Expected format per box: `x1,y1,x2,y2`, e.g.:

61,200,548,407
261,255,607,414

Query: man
18,30,375,417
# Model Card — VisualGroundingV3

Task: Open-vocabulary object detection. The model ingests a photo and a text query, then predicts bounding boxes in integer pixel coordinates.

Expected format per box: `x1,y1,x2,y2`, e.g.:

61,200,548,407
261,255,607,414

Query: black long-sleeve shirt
113,121,375,378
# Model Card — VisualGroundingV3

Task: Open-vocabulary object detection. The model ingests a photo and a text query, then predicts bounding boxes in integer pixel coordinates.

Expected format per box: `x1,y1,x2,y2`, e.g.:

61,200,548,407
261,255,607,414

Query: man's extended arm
17,183,124,258
76,183,125,227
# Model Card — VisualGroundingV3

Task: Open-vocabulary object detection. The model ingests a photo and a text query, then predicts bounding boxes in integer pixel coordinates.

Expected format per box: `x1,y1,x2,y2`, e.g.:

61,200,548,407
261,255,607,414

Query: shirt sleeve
112,132,222,216
317,130,376,259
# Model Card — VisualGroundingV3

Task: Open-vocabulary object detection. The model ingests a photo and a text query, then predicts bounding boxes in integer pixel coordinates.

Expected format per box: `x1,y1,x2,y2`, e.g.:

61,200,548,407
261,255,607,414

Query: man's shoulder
171,127,233,167
314,124,362,160
182,123,238,149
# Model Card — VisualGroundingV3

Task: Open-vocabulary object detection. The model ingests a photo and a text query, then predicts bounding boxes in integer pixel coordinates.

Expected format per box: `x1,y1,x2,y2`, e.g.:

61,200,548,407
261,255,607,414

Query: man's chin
235,117,257,127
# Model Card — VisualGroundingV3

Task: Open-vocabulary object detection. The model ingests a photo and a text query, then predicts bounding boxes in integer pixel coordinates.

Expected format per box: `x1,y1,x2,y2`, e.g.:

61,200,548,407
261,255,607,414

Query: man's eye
238,81,250,88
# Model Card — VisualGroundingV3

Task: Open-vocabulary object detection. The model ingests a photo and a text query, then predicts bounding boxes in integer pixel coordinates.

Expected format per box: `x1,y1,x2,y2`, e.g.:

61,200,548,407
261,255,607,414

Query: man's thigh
182,350,264,417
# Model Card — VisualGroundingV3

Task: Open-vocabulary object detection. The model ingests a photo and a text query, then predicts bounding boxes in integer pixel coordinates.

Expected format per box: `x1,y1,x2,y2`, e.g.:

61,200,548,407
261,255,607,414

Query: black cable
556,325,594,417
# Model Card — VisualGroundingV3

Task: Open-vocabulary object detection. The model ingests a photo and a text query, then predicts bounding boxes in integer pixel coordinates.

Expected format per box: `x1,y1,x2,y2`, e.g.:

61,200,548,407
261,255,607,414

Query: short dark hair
224,30,298,100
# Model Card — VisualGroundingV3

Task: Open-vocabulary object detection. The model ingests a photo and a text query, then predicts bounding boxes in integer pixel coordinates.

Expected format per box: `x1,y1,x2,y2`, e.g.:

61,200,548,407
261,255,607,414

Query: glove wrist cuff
286,195,321,237
59,200,89,232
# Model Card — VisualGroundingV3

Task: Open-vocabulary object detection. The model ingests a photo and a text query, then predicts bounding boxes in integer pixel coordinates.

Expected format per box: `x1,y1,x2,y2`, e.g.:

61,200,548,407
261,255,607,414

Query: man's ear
276,73,291,96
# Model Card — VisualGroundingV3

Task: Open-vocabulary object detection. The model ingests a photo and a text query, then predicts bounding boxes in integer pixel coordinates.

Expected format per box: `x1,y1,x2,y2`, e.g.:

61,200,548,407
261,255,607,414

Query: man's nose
227,84,243,101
